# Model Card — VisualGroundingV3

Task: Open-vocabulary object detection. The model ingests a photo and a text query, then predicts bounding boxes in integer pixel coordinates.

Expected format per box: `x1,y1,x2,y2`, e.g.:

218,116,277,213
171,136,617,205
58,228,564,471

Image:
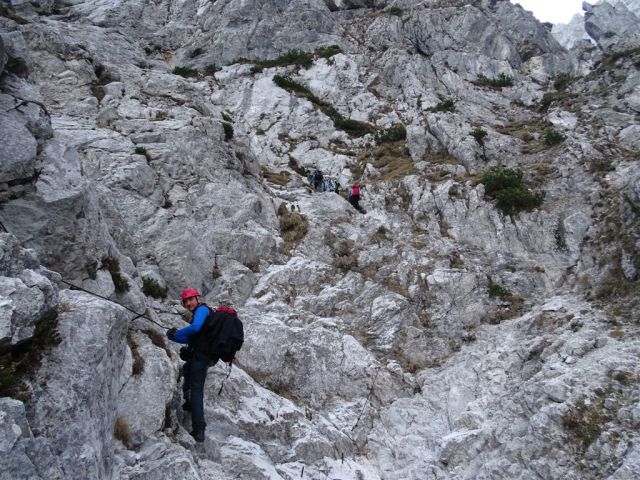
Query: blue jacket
169,305,209,344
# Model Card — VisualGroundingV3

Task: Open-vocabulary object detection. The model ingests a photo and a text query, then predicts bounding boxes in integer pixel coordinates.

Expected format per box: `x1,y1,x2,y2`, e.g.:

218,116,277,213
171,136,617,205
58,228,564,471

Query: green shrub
488,282,511,298
476,73,514,89
544,128,565,146
134,146,147,155
471,127,488,145
428,98,455,113
91,85,105,102
481,167,544,215
212,265,221,279
251,49,314,73
222,122,234,141
553,74,572,91
173,66,199,78
323,106,373,137
315,45,342,59
142,276,168,299
221,112,233,122
482,167,522,195
540,91,567,110
0,311,60,400
385,6,403,16
375,124,407,144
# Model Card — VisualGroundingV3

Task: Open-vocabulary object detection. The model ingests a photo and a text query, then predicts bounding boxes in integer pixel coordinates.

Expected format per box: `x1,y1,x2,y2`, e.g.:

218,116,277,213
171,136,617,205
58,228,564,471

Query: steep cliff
1,0,640,479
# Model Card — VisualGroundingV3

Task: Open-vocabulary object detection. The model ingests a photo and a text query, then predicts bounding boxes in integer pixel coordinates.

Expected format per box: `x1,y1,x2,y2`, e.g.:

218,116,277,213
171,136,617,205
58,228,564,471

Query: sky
510,0,585,24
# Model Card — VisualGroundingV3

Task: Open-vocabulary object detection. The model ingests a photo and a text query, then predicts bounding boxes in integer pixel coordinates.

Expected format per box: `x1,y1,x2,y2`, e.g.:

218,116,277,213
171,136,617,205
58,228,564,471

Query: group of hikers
309,168,364,213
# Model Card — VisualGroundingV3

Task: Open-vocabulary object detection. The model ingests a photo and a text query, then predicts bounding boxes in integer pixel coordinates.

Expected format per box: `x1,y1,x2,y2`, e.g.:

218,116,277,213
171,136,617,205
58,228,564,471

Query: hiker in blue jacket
167,288,216,442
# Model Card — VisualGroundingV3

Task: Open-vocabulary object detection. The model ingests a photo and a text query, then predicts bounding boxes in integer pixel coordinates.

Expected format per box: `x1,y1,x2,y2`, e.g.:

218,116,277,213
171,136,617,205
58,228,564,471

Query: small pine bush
385,6,403,16
471,127,488,145
428,98,455,113
173,66,199,78
142,276,168,299
222,122,234,141
315,45,342,59
553,74,572,91
544,128,565,146
488,282,511,298
375,124,407,144
134,146,147,155
481,167,544,215
476,73,514,89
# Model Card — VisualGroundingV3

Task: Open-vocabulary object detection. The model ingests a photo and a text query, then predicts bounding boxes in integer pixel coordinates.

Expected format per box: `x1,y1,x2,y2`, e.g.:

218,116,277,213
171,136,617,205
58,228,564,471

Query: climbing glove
167,327,177,338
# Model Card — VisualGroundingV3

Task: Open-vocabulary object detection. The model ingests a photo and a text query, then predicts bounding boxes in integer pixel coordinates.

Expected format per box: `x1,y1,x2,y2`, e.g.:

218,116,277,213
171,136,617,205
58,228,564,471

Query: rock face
553,0,640,51
0,0,639,479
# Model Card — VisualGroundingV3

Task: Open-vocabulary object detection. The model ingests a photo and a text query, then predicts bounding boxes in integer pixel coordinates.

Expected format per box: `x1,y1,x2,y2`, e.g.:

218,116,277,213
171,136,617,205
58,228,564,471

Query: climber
166,287,217,443
312,169,324,191
348,182,363,212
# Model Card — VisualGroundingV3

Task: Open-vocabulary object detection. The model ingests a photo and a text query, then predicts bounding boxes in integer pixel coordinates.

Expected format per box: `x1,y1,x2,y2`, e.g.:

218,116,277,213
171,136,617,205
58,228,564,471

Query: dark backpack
196,305,244,363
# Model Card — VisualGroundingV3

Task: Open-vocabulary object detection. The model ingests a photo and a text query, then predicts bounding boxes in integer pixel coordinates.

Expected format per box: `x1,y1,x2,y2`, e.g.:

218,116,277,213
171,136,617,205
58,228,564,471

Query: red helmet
180,288,201,301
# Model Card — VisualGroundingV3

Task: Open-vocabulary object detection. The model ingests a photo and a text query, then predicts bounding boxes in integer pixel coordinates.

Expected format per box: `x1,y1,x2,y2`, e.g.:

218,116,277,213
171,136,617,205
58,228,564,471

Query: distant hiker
167,288,244,442
312,169,324,191
348,182,362,212
325,178,335,192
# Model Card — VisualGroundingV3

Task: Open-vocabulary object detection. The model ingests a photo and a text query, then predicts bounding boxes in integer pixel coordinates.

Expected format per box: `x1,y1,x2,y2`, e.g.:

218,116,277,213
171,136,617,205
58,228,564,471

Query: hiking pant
348,194,360,209
182,349,217,433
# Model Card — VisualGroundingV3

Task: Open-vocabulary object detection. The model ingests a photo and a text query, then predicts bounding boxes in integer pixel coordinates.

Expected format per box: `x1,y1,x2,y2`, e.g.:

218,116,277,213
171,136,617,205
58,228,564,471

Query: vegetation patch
427,98,456,113
127,333,145,376
553,74,573,91
385,6,404,16
424,149,460,165
359,141,415,181
114,416,133,449
488,282,511,298
371,225,390,244
90,85,105,102
0,311,60,400
544,128,565,147
212,265,222,279
272,75,374,137
142,276,168,299
474,73,514,89
375,124,407,145
222,121,234,141
288,156,309,177
262,166,291,186
142,329,169,353
101,257,130,293
314,45,342,59
481,167,545,216
251,49,314,73
173,66,199,78
332,239,358,271
277,203,309,253
561,397,612,450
